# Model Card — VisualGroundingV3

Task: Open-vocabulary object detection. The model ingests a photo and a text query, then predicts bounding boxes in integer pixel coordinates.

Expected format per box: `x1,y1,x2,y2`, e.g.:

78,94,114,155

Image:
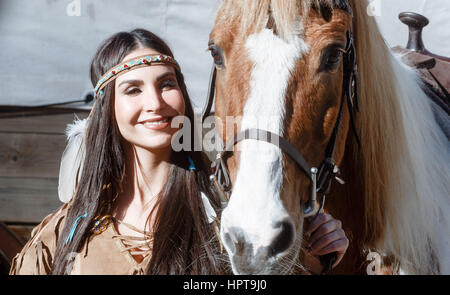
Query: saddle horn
399,12,429,53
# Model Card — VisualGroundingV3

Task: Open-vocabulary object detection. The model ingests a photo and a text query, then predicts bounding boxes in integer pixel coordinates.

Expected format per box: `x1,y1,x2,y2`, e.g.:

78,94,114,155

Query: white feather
58,116,88,203
201,192,217,224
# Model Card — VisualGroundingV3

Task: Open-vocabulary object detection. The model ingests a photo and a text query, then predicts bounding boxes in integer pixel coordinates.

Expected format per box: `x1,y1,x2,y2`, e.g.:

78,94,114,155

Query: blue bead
188,156,196,171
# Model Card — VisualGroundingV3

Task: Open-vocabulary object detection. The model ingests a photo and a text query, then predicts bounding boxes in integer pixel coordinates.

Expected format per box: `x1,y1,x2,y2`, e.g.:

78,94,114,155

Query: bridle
202,2,360,273
203,24,360,212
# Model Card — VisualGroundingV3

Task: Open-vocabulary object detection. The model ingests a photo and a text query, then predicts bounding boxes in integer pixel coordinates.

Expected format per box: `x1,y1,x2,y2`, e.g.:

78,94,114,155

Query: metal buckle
304,167,318,218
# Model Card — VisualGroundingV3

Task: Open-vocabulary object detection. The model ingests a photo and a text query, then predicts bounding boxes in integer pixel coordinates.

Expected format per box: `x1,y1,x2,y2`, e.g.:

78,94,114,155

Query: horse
203,0,450,274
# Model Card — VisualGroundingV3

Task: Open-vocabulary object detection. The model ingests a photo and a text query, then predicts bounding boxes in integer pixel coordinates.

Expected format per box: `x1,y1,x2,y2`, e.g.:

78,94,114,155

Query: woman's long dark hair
52,29,228,274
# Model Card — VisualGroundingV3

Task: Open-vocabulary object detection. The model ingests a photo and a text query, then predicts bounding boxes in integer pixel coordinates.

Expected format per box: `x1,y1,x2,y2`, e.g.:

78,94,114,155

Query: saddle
394,12,450,139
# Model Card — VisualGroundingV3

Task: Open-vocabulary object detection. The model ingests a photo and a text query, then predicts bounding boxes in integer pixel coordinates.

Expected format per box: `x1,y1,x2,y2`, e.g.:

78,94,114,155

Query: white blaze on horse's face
220,27,310,274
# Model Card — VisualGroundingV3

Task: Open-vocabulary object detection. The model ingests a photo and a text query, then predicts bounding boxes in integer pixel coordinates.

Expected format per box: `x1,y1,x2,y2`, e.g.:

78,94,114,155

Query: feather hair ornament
201,192,217,224
58,116,88,203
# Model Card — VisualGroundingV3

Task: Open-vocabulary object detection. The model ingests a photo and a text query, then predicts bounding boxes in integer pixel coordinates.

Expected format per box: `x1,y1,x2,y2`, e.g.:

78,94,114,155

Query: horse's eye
321,46,344,72
327,49,342,65
208,43,225,69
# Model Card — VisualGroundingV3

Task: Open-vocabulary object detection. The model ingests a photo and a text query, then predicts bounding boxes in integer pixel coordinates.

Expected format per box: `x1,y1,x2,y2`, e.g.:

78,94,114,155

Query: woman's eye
208,43,225,69
160,80,178,90
125,88,141,95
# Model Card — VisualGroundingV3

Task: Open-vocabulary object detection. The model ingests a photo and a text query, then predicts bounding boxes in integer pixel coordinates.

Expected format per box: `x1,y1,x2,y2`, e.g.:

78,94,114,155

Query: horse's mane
351,0,450,274
217,0,450,274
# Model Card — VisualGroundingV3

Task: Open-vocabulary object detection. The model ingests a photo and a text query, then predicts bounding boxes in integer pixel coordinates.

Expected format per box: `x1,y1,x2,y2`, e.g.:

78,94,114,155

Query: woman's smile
139,116,173,130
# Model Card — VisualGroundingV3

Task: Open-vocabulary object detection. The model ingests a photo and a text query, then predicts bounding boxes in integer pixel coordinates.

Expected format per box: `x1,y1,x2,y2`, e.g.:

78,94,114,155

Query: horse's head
209,0,356,274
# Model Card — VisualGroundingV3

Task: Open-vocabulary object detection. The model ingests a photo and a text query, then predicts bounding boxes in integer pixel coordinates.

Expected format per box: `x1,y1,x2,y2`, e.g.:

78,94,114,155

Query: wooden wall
0,109,89,240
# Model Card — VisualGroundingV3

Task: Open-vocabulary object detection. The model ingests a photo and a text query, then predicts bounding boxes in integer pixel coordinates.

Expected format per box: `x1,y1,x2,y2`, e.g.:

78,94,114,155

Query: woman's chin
121,131,171,150
136,139,173,151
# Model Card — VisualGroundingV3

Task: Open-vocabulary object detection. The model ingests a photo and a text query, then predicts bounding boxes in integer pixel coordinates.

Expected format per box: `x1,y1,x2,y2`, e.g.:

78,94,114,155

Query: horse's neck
324,145,367,274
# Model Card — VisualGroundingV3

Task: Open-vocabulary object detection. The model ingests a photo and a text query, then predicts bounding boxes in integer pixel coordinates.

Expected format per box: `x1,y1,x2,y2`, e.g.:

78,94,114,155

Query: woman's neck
112,143,171,227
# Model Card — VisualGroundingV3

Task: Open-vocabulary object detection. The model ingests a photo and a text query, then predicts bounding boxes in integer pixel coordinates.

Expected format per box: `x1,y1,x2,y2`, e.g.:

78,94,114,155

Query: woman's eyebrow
118,79,144,88
156,71,176,81
118,72,175,88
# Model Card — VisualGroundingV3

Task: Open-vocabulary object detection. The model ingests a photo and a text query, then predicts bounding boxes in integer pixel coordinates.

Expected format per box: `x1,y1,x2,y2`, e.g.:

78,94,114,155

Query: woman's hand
304,212,349,270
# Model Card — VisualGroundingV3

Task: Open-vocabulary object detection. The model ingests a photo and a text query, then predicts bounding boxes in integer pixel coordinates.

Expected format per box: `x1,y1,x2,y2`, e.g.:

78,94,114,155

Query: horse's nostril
269,219,295,257
222,232,234,254
222,227,253,257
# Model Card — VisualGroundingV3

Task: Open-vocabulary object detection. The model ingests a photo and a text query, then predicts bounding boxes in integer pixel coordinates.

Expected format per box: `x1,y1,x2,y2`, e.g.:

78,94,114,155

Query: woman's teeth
144,118,169,125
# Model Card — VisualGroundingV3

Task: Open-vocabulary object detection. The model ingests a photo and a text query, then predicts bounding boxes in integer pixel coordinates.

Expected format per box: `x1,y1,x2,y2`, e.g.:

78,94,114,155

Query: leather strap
211,128,313,201
219,129,313,179
202,66,217,123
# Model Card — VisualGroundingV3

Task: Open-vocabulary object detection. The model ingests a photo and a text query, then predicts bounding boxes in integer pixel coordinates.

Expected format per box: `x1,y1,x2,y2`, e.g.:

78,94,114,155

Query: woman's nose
142,87,165,111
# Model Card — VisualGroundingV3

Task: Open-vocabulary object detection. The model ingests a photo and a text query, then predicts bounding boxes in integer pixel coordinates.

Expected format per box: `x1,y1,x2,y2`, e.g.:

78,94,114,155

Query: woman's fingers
304,212,349,270
309,229,348,256
311,237,349,268
307,218,342,247
304,213,333,236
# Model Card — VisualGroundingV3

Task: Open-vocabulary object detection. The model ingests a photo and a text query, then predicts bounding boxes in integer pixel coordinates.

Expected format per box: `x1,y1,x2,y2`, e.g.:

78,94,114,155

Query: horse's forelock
218,0,353,41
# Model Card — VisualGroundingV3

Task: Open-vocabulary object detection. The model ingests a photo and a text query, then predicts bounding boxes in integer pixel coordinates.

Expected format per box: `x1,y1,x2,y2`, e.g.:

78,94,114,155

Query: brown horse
205,0,450,274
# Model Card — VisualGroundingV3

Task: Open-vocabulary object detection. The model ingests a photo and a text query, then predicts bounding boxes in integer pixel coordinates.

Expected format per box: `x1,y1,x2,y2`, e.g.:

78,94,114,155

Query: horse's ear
319,4,333,22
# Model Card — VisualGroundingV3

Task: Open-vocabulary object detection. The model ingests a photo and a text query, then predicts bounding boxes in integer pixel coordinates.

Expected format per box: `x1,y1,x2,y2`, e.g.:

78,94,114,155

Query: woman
10,29,348,275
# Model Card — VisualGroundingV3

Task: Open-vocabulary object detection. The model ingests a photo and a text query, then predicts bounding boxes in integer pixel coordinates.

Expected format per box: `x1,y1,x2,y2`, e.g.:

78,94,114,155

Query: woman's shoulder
9,202,70,275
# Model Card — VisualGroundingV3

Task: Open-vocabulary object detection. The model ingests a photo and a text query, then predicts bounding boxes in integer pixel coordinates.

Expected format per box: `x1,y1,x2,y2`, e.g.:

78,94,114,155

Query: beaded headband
93,54,181,99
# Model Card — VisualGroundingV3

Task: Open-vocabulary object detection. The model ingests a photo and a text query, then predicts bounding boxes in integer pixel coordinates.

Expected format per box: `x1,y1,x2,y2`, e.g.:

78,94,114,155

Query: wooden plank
0,222,25,258
0,177,63,223
0,111,89,134
6,225,36,243
0,133,67,178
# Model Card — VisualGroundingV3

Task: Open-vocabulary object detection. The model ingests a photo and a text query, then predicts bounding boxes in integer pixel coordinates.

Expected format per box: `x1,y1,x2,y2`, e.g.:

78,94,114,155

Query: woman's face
114,48,185,151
